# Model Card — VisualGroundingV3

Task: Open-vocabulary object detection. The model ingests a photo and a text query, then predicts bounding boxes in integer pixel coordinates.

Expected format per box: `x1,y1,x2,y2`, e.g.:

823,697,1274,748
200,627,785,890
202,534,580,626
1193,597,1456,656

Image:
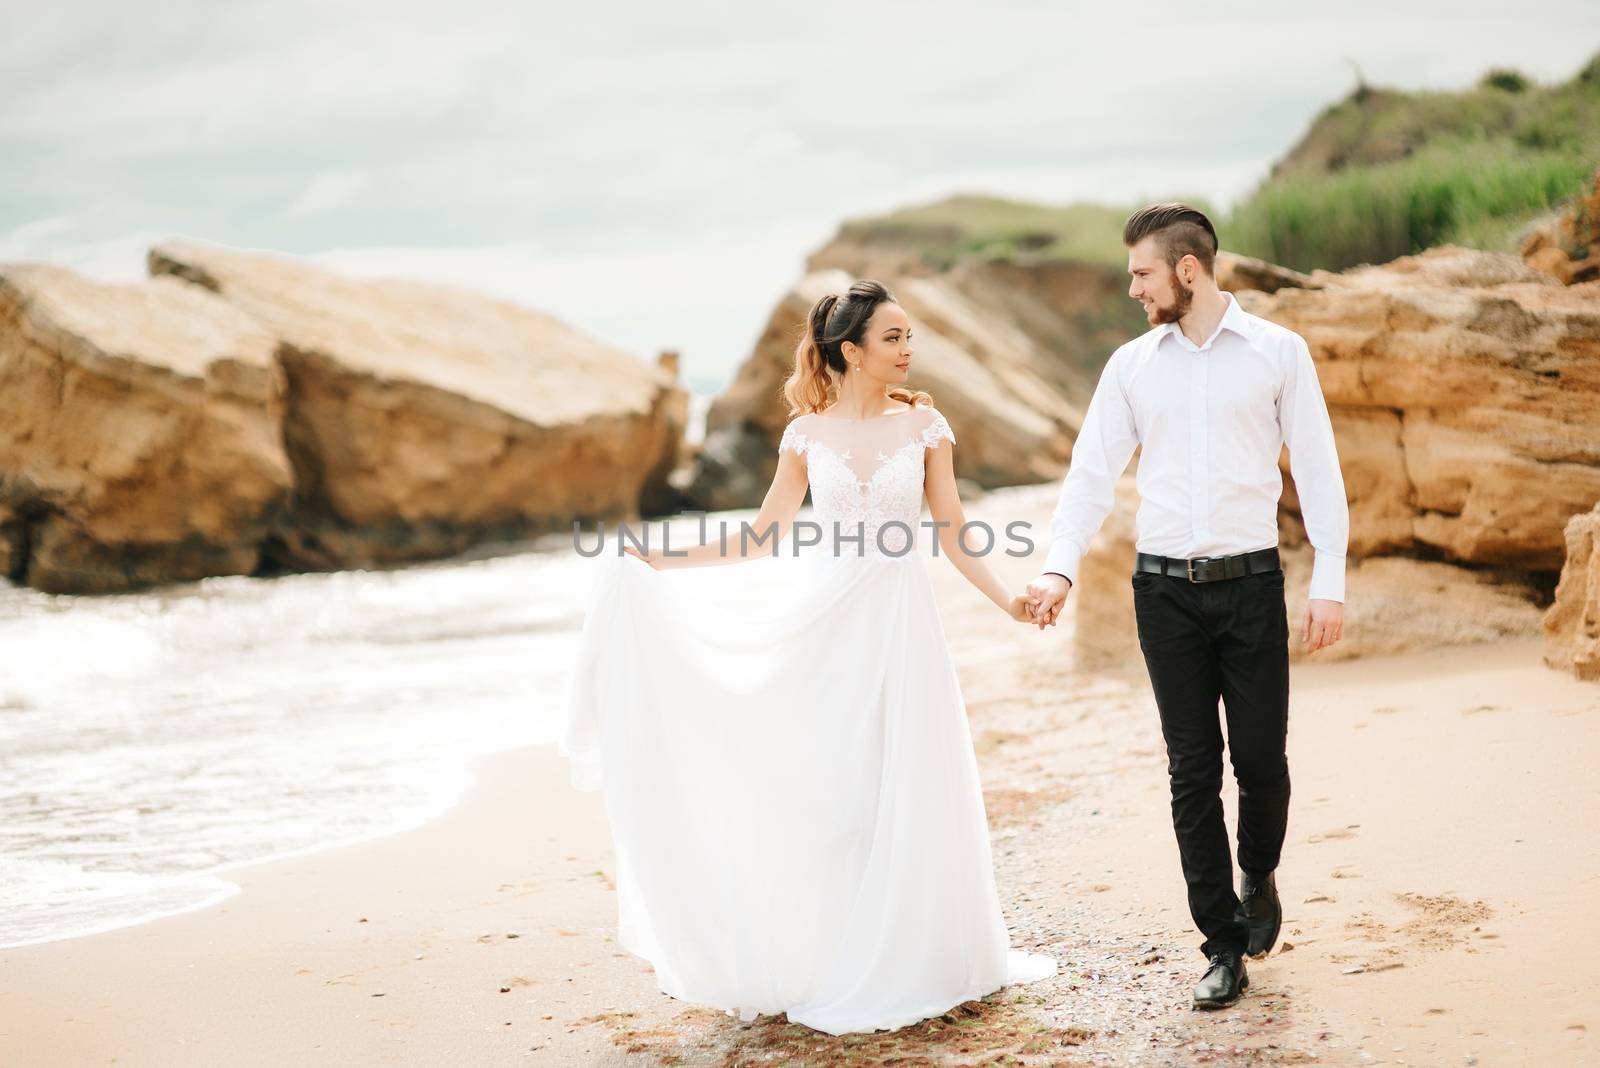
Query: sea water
0,533,601,949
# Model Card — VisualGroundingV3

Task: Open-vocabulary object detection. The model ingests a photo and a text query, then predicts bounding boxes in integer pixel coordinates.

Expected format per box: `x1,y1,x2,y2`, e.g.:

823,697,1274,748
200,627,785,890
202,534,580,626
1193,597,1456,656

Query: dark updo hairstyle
781,278,933,416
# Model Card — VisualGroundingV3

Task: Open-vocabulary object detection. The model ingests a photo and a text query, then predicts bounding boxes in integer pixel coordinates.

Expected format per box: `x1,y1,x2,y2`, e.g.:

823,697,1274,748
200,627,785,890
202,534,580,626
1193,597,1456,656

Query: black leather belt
1135,547,1280,583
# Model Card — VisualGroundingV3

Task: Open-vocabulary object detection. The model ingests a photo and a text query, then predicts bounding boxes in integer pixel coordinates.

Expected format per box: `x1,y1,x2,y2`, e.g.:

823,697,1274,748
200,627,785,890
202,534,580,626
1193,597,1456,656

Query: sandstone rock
0,242,685,592
150,240,683,572
1215,251,1317,294
1238,247,1600,572
1276,549,1544,663
1521,169,1600,286
1543,501,1600,680
0,265,290,593
1070,478,1544,670
1067,476,1140,673
1027,244,1591,667
638,350,692,517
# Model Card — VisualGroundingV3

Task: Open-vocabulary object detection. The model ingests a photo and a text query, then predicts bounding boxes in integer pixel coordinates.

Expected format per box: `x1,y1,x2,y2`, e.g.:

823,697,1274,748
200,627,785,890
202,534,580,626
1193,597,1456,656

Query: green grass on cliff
1223,52,1600,271
836,53,1599,277
833,195,1165,271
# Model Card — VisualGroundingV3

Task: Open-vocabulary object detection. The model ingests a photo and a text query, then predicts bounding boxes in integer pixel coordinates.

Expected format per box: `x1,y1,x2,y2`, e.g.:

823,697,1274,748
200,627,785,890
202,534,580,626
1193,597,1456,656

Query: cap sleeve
778,418,810,458
918,406,955,449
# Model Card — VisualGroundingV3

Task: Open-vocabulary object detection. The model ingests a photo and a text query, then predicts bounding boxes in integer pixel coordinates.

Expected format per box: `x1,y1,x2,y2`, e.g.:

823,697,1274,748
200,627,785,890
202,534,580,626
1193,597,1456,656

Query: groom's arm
1277,332,1349,605
1042,347,1141,588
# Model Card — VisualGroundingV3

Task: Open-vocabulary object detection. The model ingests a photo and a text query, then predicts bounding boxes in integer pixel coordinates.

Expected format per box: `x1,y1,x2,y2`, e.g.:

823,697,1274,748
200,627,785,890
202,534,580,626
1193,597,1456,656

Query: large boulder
637,350,693,517
0,265,290,592
1067,246,1594,667
0,242,685,592
1238,247,1600,573
1071,478,1544,670
1543,501,1600,680
1066,475,1142,673
150,240,683,572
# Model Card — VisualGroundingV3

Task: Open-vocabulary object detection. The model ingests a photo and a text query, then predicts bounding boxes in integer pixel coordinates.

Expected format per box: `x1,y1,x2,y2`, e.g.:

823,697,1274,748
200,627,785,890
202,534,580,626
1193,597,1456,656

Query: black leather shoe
1239,869,1282,958
1192,948,1248,1010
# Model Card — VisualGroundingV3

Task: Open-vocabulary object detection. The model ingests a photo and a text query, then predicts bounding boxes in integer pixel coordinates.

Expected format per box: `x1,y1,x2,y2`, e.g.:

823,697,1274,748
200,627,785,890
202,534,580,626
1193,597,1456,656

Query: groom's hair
1123,203,1219,276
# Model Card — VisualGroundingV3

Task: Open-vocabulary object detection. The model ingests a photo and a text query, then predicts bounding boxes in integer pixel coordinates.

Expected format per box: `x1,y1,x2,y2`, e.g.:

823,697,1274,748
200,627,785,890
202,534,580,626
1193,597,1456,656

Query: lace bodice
778,404,956,558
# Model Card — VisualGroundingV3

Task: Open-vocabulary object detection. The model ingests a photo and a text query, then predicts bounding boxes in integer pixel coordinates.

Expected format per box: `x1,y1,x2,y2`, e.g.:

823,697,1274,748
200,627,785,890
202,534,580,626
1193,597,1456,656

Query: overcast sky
4,1,1597,390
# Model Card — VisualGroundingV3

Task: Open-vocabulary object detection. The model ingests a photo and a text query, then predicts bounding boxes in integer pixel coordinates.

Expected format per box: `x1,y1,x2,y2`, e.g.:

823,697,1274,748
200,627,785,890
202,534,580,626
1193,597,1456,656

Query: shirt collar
1160,291,1253,351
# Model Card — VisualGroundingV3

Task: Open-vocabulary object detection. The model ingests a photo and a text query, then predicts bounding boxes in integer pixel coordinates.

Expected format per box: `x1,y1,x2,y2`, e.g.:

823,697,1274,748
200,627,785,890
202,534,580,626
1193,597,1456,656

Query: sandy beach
3,491,1597,1068
6,12,1600,1068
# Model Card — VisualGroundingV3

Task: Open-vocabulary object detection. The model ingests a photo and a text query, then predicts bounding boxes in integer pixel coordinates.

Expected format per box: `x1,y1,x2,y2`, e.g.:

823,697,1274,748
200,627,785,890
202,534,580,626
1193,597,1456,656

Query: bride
559,278,1058,1036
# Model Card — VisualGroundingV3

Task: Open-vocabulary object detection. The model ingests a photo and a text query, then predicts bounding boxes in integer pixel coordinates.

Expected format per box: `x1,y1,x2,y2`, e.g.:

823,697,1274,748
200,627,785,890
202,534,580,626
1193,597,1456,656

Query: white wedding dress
558,403,1056,1035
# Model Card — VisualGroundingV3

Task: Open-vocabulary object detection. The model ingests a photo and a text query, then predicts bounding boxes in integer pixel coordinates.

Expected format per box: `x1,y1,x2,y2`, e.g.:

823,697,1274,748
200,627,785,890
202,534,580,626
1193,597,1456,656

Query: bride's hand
622,546,657,569
1006,593,1040,623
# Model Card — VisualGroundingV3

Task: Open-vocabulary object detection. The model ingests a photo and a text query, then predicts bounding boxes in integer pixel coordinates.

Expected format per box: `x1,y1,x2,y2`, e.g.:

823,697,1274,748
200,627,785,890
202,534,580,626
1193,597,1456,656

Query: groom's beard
1149,274,1194,325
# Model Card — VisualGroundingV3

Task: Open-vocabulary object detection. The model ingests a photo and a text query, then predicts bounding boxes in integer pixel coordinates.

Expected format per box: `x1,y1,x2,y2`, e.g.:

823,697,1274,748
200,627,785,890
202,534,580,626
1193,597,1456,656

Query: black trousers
1130,564,1291,959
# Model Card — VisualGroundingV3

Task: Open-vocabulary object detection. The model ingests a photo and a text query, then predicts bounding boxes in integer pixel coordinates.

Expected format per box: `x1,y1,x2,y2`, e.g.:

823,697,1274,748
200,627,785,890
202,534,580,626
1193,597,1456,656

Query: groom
1025,204,1349,1009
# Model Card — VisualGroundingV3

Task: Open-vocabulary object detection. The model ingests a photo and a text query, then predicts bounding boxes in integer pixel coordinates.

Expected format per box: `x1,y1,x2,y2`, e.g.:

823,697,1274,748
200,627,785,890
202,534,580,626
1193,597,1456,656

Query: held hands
1303,598,1343,652
1006,593,1042,622
1023,574,1071,630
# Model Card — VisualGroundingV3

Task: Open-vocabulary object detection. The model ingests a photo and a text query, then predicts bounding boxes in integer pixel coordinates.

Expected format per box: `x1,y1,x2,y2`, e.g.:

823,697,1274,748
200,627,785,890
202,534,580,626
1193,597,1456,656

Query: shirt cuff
1042,538,1083,587
1308,550,1345,603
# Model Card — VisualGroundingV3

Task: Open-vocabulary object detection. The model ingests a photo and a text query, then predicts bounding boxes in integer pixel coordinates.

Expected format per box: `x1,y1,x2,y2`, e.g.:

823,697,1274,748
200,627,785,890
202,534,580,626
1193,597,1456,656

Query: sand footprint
1308,825,1359,843
1394,891,1492,950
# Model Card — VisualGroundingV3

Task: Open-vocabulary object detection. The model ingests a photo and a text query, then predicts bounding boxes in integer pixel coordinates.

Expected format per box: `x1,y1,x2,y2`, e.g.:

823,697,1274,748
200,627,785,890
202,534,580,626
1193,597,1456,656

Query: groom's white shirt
1042,291,1350,603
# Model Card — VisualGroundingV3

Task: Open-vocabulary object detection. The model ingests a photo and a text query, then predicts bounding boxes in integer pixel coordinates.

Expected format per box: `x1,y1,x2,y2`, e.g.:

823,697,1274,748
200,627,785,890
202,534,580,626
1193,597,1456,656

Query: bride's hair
782,279,933,416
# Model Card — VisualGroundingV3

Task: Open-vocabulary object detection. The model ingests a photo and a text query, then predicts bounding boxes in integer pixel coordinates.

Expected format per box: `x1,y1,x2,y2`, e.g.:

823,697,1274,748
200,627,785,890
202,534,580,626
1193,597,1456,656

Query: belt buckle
1186,556,1210,582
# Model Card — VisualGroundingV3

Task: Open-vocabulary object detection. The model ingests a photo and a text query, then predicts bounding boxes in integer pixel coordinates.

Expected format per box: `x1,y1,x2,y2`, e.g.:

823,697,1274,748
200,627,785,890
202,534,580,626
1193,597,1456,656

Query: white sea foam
0,536,595,949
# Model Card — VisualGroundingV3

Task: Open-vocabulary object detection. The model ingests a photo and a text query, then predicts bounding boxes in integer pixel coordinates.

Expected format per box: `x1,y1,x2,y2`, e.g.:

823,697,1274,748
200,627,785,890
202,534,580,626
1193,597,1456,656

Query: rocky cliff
0,242,683,592
1073,246,1600,670
1238,246,1600,573
1544,502,1600,679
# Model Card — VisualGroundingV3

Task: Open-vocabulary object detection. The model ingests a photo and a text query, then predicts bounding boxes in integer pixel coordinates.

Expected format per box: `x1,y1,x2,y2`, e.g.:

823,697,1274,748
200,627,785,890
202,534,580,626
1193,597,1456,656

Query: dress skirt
559,547,1056,1034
